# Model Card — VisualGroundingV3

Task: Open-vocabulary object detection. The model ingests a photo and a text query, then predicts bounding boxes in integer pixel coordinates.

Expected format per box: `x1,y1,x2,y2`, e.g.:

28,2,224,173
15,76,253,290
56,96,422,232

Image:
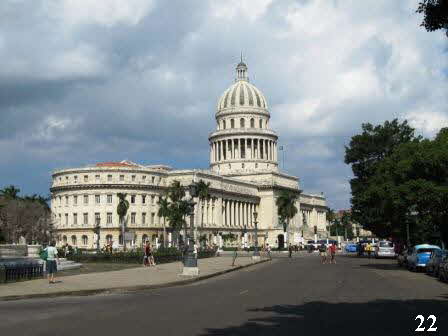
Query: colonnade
199,199,216,227
210,138,277,163
221,199,257,228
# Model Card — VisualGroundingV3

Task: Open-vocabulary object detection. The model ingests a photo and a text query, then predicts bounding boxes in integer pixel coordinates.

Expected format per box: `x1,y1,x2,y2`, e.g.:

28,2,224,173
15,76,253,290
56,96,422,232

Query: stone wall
0,244,28,259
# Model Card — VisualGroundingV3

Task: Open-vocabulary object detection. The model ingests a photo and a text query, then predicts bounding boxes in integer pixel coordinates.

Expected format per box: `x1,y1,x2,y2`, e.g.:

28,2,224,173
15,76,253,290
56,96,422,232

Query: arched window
259,119,263,128
250,118,255,128
119,234,123,245
71,235,77,246
82,235,88,245
240,118,245,128
62,235,67,243
222,120,226,129
142,234,148,244
152,234,157,243
106,235,113,244
230,119,235,128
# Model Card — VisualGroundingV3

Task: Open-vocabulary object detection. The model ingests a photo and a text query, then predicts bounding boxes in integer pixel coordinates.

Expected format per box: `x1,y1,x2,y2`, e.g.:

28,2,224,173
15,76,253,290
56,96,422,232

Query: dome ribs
239,83,245,106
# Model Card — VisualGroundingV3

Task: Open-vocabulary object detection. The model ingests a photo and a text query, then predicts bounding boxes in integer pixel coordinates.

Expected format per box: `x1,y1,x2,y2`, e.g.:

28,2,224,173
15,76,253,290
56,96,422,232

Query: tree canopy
417,0,448,34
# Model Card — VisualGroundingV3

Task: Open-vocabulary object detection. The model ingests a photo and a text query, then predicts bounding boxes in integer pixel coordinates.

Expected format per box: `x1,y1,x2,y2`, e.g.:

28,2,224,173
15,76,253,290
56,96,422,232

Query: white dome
217,81,268,112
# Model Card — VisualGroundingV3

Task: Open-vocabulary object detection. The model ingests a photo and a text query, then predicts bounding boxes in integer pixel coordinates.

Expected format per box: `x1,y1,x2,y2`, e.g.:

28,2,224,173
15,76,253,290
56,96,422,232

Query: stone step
58,262,82,271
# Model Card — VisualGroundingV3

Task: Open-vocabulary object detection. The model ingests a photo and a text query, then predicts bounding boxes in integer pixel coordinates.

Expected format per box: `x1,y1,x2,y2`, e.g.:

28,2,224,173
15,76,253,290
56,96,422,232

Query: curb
0,258,271,302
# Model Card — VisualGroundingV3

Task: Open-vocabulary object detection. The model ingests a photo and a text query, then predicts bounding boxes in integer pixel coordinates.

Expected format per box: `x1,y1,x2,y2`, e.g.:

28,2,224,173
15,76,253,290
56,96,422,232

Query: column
210,143,213,163
227,139,231,160
258,139,261,159
229,200,233,226
265,140,268,159
235,139,239,159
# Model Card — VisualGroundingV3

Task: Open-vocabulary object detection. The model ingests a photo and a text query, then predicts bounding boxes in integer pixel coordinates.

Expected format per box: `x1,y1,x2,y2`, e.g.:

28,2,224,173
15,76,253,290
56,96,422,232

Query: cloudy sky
1,0,447,209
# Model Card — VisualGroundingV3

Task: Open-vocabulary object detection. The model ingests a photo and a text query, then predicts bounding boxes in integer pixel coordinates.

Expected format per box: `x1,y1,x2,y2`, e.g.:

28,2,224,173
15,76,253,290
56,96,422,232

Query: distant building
335,209,373,238
50,60,328,249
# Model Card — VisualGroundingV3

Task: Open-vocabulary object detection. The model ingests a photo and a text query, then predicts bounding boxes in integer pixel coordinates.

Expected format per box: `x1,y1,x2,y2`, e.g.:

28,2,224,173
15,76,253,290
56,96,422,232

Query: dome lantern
236,54,248,82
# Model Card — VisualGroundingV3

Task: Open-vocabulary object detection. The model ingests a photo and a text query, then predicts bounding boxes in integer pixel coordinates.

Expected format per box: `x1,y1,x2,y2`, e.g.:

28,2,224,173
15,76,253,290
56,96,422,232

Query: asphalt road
1,253,447,336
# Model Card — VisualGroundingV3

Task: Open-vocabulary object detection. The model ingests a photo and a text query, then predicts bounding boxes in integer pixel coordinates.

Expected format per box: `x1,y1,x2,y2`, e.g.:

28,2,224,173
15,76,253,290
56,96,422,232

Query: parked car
406,244,441,272
438,256,448,282
345,243,357,253
374,241,395,258
426,250,448,277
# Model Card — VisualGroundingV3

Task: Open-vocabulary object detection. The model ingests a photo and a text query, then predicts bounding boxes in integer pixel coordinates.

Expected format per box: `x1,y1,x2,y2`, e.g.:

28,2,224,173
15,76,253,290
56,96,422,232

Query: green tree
276,191,299,244
345,119,419,237
166,181,191,246
417,0,448,34
157,196,170,247
0,185,21,199
116,193,129,250
194,179,211,233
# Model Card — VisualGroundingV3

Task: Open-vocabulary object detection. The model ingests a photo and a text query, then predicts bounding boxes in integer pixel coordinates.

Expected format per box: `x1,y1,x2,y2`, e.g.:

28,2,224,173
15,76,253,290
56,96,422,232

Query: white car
375,241,395,258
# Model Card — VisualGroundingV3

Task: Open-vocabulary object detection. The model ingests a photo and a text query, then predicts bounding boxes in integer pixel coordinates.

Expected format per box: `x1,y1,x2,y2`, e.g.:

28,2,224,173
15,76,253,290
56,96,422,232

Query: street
1,253,447,335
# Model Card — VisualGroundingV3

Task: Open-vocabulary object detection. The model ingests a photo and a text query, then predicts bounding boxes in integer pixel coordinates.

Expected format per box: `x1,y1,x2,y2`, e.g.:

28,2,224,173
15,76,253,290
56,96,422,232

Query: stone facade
51,61,328,249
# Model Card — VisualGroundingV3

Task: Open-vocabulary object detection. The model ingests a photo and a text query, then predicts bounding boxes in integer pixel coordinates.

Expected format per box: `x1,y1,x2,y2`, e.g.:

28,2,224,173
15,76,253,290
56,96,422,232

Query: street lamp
253,211,260,259
182,183,199,276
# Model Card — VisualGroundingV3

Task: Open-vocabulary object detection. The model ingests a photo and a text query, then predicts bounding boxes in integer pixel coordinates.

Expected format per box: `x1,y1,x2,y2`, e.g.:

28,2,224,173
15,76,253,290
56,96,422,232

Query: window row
55,174,160,184
53,194,159,206
218,117,268,130
56,212,157,226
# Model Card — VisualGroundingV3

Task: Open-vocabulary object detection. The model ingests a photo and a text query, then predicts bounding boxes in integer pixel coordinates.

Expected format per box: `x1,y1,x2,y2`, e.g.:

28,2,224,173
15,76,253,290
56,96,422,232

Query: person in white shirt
44,241,60,284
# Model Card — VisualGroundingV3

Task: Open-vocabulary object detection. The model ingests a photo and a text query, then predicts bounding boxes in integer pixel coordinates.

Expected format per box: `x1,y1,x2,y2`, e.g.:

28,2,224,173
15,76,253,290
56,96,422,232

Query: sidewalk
0,256,269,301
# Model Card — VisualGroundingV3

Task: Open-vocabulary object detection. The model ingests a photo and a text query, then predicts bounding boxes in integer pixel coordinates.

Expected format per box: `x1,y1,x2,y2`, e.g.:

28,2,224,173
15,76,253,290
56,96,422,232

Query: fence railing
0,259,44,283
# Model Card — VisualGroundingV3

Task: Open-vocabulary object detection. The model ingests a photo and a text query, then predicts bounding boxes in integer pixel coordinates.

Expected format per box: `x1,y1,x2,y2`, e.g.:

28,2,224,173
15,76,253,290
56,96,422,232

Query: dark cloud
1,0,447,210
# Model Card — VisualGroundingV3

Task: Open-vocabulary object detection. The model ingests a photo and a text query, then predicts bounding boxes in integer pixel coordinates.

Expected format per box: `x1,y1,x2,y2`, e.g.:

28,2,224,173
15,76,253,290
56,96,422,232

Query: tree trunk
163,217,167,248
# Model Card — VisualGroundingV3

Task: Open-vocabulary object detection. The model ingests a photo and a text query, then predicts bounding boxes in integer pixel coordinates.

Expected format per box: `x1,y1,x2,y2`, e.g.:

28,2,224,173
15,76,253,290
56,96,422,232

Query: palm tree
157,196,170,247
194,179,211,235
276,191,299,246
166,181,187,246
0,185,21,199
117,193,129,251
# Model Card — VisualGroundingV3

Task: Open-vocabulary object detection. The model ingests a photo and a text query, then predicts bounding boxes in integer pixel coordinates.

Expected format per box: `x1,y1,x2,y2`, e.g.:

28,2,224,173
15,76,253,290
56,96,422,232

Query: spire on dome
236,54,248,82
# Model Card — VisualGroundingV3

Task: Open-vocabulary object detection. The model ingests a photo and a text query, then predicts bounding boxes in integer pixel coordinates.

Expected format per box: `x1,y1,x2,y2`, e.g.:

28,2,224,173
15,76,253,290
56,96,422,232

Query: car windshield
379,242,393,248
417,248,436,254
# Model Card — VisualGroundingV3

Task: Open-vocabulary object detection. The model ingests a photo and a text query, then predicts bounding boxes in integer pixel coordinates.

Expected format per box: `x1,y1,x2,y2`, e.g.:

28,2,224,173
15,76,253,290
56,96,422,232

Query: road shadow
200,299,448,336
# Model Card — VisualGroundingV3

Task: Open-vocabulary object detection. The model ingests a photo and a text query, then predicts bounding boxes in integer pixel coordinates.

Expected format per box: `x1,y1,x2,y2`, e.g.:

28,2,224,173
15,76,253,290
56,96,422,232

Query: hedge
67,247,216,264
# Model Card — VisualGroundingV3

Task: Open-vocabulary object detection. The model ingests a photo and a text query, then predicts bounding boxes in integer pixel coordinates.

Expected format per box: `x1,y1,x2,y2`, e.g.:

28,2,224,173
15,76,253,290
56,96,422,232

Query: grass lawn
58,263,141,278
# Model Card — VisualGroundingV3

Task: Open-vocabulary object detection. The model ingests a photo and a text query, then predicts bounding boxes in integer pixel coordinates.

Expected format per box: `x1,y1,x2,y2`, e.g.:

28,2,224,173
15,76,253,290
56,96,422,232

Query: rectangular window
58,196,61,206
74,195,78,205
107,194,112,204
131,195,136,204
84,175,88,182
151,195,155,205
142,175,147,181
151,213,155,225
131,175,136,182
95,175,100,181
95,213,100,226
83,213,88,225
59,214,61,225
65,176,69,181
142,212,146,225
95,194,100,204
131,212,136,224
142,195,146,204
107,174,112,182
73,213,78,225
120,175,124,181
65,196,69,206
65,213,68,226
151,176,155,183
107,212,112,225
84,195,88,205
74,175,78,180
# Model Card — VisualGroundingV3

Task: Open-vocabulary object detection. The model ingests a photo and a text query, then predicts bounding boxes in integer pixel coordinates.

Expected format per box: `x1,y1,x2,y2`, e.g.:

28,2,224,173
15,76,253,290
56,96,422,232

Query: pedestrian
266,243,272,260
318,243,327,264
329,243,337,264
288,244,293,258
143,241,150,267
149,244,156,266
193,242,198,259
366,242,372,259
44,241,60,284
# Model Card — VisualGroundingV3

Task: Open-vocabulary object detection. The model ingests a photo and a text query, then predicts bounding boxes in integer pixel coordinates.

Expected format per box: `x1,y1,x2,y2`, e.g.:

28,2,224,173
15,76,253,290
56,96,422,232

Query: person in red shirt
329,243,337,264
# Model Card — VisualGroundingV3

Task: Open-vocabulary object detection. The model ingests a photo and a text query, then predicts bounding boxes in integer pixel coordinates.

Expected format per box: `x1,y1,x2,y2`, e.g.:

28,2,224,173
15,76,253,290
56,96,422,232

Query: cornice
53,168,169,177
51,184,167,193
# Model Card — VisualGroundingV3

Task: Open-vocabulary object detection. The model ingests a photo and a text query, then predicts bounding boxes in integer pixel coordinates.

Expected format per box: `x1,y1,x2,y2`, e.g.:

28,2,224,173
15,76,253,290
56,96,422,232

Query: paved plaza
1,252,447,335
0,256,268,301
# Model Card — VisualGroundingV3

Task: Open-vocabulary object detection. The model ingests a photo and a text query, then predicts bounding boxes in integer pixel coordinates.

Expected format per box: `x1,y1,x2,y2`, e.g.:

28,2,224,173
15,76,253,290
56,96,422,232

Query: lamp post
253,211,260,260
182,183,199,276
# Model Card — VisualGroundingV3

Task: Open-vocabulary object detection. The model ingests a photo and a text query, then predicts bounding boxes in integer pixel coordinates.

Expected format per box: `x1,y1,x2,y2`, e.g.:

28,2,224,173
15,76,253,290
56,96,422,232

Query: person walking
329,243,337,264
366,242,372,259
266,243,272,260
44,241,60,284
288,244,293,258
143,241,150,267
318,243,327,264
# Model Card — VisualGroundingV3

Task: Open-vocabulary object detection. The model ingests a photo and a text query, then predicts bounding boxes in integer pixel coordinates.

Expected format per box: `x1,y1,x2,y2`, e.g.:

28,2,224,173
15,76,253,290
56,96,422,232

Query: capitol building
50,60,328,249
